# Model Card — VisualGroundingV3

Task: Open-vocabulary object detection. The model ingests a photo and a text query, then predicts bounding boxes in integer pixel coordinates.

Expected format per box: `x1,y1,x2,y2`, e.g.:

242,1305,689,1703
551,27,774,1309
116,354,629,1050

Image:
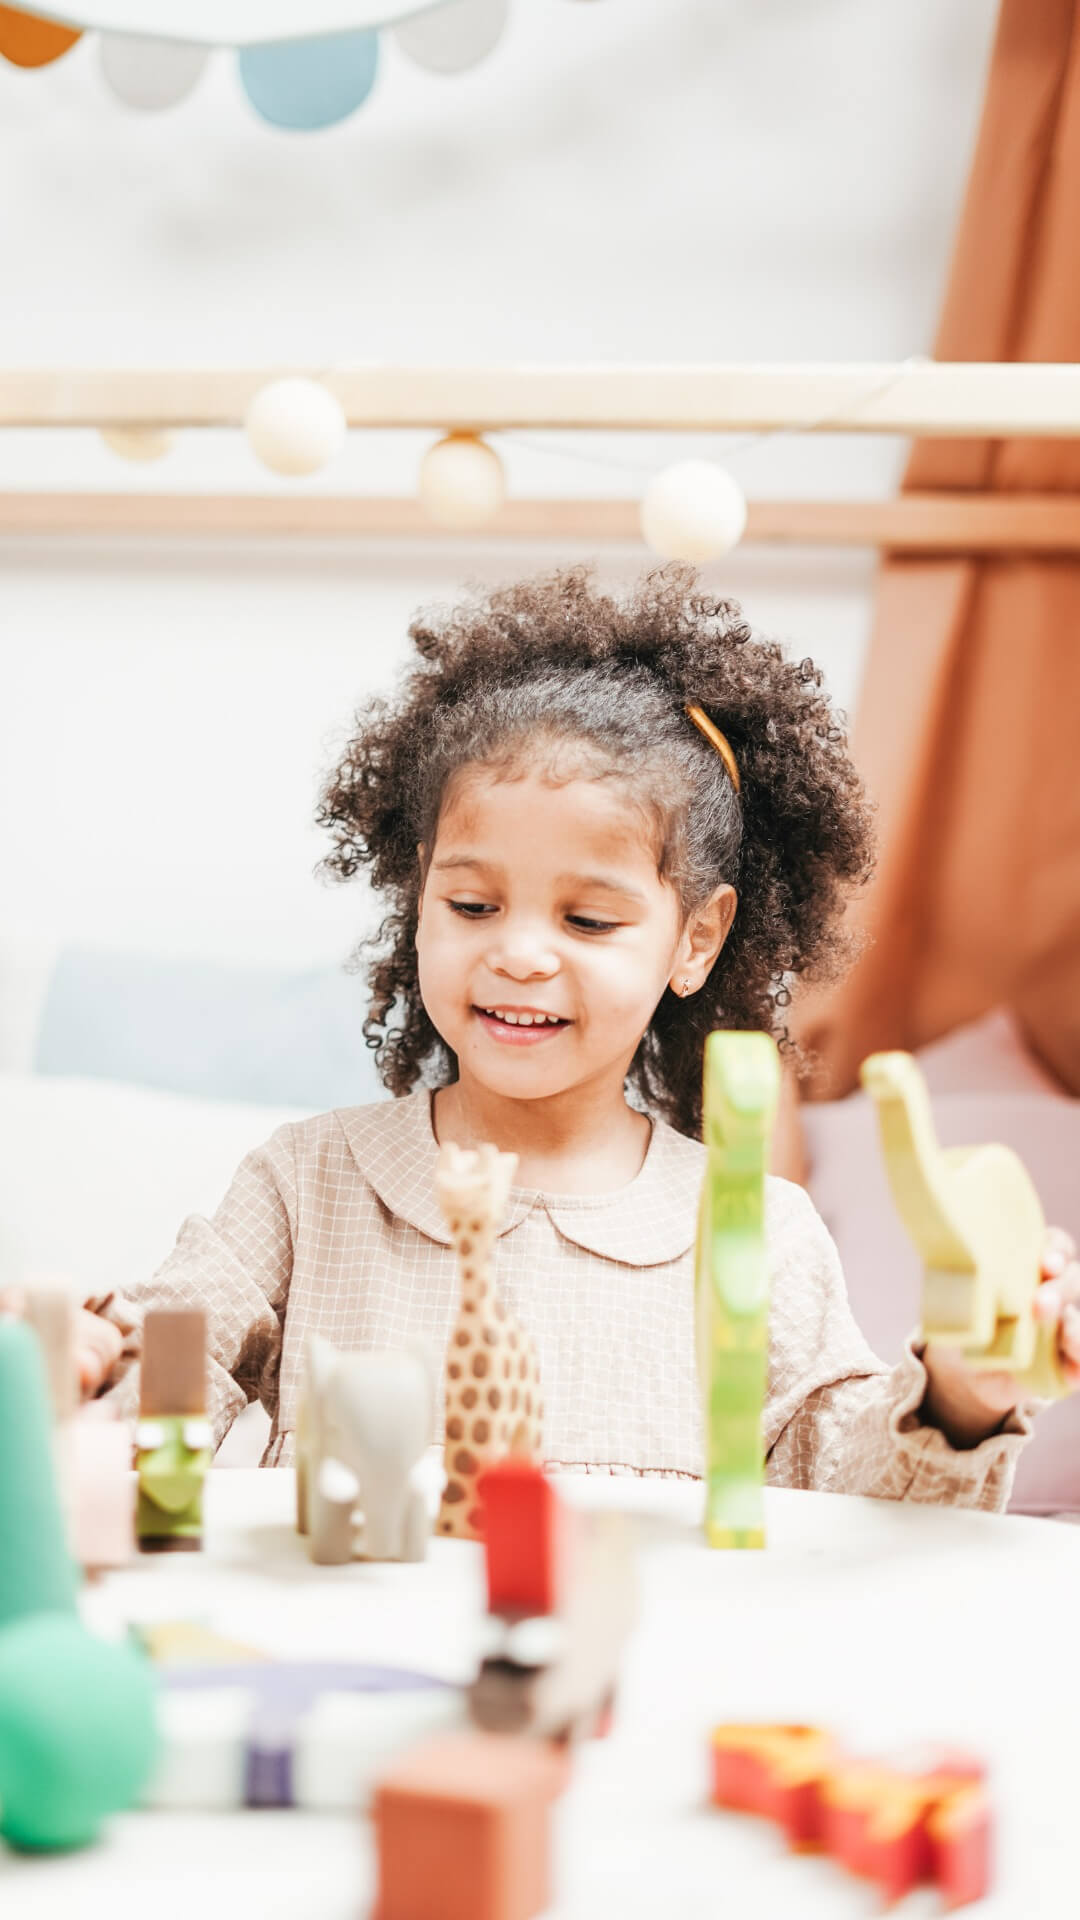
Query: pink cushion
803,1084,1080,1518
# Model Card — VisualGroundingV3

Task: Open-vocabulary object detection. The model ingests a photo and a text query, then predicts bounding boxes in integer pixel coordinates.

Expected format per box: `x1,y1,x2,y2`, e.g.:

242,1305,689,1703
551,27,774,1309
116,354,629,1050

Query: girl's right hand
0,1290,123,1399
72,1306,124,1398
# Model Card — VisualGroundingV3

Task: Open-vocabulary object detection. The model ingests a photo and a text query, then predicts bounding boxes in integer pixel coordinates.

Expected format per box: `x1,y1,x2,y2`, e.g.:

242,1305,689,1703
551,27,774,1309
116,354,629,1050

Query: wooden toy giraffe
435,1142,543,1540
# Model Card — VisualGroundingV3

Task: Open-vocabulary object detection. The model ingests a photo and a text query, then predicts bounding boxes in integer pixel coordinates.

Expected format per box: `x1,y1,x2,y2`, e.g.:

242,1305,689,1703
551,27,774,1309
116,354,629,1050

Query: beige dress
92,1087,1035,1509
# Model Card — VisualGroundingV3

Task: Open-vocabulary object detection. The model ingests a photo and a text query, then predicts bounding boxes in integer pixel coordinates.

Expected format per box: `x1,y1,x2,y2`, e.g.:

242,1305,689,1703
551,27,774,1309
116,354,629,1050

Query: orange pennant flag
0,4,81,68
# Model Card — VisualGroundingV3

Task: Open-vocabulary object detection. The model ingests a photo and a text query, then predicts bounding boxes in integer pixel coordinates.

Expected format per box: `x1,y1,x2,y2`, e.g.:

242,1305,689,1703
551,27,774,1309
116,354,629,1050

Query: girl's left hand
922,1228,1080,1447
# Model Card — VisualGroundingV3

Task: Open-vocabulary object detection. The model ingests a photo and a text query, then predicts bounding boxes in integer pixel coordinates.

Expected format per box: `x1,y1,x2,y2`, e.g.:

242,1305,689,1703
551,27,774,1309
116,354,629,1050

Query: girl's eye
448,900,496,918
567,915,619,934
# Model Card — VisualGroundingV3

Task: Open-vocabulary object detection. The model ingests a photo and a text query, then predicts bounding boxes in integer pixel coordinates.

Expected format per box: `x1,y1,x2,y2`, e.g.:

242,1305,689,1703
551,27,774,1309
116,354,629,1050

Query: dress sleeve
84,1124,298,1451
763,1181,1036,1513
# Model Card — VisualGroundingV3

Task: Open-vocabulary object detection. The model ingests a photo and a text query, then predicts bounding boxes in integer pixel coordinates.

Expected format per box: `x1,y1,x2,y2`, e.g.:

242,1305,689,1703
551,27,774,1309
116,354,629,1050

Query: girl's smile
472,1004,572,1044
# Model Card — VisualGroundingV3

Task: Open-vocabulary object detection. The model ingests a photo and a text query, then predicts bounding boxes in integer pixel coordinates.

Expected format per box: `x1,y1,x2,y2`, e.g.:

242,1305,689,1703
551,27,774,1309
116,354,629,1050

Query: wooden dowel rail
4,362,1080,436
3,492,1080,550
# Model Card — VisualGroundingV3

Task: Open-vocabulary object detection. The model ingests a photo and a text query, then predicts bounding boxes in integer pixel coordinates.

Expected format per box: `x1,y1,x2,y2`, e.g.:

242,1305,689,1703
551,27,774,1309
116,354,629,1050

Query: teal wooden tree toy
695,1030,780,1549
860,1050,1066,1399
0,1316,78,1630
0,1318,158,1850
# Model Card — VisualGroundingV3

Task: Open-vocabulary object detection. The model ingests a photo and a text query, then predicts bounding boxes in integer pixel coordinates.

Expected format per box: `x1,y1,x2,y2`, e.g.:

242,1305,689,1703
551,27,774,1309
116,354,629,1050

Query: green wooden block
136,1415,211,1552
695,1031,780,1550
0,1319,78,1630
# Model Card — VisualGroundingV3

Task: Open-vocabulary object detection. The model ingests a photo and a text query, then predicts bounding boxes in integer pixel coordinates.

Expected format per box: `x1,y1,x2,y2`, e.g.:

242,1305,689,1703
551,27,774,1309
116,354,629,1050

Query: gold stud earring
681,976,692,997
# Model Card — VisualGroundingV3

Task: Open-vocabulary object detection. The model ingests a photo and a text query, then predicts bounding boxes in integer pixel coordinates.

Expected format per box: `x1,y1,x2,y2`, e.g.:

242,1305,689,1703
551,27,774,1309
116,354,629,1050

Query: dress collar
338,1088,703,1267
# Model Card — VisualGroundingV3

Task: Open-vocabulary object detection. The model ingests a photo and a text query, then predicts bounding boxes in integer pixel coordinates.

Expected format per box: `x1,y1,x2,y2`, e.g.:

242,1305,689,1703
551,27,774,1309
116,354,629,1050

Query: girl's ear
672,884,737,996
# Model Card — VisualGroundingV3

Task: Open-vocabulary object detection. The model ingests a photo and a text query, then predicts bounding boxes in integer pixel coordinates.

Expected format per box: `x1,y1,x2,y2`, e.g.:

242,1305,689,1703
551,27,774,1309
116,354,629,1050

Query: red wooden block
479,1459,570,1619
374,1730,570,1920
710,1725,833,1828
928,1781,993,1909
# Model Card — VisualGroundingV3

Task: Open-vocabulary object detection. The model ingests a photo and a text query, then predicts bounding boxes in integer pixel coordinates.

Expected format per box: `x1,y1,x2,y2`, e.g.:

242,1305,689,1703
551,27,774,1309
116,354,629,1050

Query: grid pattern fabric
90,1089,1034,1510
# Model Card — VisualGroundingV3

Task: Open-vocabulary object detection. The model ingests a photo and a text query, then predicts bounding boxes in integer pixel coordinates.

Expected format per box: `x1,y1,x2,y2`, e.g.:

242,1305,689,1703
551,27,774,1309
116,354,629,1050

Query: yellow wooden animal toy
859,1050,1065,1399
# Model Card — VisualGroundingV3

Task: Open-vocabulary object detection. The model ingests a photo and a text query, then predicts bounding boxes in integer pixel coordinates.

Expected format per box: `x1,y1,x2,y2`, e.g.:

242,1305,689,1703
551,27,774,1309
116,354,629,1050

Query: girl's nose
486,922,559,980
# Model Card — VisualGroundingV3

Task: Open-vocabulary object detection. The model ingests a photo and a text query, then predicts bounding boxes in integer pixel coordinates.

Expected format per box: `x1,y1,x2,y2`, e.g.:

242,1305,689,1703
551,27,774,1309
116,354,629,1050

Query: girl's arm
82,1123,299,1452
763,1184,1033,1512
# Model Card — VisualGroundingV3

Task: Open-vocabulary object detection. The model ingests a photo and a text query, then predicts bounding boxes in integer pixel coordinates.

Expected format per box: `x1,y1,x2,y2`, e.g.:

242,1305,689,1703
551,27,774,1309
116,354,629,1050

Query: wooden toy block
295,1334,434,1564
695,1031,780,1549
140,1305,207,1415
709,1723,992,1909
479,1457,570,1617
141,1654,460,1810
144,1685,250,1810
471,1463,635,1744
136,1308,211,1552
21,1289,133,1570
292,1687,465,1811
373,1730,570,1920
861,1050,1066,1397
435,1144,543,1541
23,1289,77,1422
710,1724,836,1835
67,1419,134,1571
927,1779,993,1909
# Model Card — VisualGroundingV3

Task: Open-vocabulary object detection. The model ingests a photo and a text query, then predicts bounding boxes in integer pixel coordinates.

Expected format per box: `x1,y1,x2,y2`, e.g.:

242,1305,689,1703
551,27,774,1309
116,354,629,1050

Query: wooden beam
3,492,1080,549
4,363,1080,436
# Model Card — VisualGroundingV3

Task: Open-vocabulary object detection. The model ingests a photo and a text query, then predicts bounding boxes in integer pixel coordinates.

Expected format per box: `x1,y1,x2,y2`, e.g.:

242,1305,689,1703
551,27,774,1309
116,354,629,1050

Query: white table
3,1469,1079,1918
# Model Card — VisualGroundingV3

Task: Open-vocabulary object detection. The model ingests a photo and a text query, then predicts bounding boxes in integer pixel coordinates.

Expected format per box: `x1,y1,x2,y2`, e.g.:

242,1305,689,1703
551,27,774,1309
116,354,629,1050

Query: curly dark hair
317,565,874,1138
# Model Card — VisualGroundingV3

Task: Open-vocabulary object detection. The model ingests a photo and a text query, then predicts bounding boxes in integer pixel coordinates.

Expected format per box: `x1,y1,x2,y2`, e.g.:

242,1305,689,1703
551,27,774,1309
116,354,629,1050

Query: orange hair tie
685,705,741,793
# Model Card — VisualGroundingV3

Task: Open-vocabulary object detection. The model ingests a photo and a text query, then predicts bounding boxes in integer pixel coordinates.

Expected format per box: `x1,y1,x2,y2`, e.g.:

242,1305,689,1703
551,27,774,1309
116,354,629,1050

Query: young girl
77,568,1080,1504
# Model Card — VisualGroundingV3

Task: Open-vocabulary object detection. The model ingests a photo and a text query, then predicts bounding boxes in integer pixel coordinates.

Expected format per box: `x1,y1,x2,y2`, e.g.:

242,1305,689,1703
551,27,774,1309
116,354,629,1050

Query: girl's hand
922,1229,1080,1447
0,1288,124,1400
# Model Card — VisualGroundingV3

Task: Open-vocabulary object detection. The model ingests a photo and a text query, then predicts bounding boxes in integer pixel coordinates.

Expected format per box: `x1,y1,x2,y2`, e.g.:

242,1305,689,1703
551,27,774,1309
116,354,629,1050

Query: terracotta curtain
794,0,1080,1099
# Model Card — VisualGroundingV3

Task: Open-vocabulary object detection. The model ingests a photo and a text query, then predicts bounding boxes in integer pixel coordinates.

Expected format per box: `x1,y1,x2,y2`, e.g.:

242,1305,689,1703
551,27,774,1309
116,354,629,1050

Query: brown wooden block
24,1291,77,1422
373,1731,569,1920
139,1309,206,1416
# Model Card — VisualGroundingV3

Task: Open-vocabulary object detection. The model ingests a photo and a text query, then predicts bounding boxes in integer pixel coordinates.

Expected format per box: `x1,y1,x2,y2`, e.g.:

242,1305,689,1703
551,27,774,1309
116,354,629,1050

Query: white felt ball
640,460,747,562
394,0,507,75
419,434,505,530
100,426,174,463
244,379,347,478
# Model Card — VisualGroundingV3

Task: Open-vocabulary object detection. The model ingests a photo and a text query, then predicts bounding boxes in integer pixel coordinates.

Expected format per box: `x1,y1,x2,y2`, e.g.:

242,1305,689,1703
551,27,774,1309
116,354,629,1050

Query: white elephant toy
295,1335,436,1565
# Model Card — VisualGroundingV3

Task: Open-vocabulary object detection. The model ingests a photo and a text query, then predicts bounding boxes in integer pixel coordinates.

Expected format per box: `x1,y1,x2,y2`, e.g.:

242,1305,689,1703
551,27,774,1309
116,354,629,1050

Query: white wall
0,0,997,966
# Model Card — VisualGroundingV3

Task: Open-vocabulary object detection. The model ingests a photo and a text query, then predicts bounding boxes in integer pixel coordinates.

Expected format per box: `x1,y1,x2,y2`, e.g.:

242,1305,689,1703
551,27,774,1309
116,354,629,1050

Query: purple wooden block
161,1662,456,1807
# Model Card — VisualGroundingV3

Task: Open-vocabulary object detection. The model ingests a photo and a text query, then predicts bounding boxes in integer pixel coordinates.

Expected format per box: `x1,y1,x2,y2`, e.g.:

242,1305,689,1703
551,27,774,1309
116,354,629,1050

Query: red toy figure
470,1459,635,1745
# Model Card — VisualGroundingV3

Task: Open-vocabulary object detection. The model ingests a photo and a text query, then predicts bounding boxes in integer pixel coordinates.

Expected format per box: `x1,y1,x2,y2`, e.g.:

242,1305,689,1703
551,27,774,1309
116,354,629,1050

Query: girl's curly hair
317,565,874,1138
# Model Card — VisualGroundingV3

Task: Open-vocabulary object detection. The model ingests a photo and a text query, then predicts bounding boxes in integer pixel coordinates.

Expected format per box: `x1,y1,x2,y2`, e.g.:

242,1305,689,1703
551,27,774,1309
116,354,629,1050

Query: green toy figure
695,1030,780,1549
0,1316,157,1850
136,1308,212,1552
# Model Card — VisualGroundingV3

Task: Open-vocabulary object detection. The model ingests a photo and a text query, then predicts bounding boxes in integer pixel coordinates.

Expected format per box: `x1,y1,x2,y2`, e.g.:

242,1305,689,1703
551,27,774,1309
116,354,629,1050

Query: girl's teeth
482,1009,561,1027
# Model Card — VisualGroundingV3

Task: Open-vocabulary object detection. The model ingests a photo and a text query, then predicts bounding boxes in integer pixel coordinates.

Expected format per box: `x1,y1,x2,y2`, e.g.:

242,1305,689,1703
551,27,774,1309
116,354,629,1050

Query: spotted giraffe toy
435,1141,543,1539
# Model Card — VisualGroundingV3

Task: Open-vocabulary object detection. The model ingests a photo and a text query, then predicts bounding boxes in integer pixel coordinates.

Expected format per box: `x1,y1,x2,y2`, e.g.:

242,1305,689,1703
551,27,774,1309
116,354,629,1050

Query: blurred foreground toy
435,1144,543,1540
861,1051,1066,1398
135,1629,460,1810
374,1729,570,1920
469,1457,636,1743
136,1308,212,1552
0,1319,157,1851
695,1031,780,1548
710,1723,991,1908
295,1334,435,1564
25,1288,133,1570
